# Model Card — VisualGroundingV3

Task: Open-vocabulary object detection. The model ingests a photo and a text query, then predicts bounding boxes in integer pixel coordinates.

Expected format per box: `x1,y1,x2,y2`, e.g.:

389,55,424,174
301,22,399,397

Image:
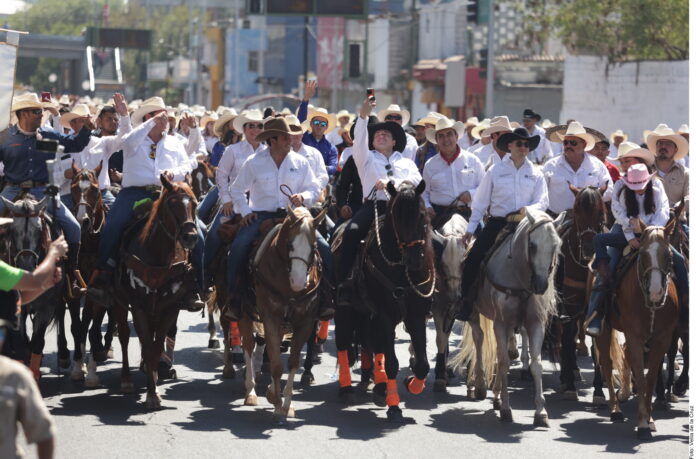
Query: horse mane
139,182,197,243
388,182,434,269
573,186,605,222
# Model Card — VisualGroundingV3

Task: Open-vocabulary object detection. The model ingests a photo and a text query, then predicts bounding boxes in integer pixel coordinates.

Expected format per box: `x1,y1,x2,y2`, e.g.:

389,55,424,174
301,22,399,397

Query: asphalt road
21,310,690,458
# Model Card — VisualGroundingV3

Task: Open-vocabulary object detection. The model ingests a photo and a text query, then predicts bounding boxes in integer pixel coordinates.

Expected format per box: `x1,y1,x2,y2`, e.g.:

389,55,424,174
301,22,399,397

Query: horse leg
159,316,179,380
404,311,429,396
645,330,678,435
664,332,679,403
104,311,116,358
384,325,403,423
219,313,235,379
283,320,314,419
590,341,606,406
433,305,449,392
493,321,512,422
369,316,389,408
526,318,549,427
469,314,488,400
623,333,650,438
507,333,519,362
29,315,51,381
56,301,70,369
207,305,220,349
519,327,531,380
301,320,317,385
113,306,132,393
263,320,285,423
559,319,579,399
674,335,689,396
68,298,86,381
240,317,258,405
334,305,355,402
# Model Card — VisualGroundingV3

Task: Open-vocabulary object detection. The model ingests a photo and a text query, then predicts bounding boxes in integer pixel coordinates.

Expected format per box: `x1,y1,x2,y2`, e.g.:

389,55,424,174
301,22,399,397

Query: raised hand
113,93,128,117
304,80,318,101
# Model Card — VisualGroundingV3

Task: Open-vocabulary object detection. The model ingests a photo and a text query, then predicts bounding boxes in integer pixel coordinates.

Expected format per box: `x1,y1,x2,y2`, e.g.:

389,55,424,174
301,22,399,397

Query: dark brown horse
190,159,215,200
112,175,199,409
595,217,680,440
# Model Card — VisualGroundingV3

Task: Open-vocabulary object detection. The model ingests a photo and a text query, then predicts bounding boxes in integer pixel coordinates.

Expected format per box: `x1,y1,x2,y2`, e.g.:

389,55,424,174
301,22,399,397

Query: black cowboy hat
368,121,407,153
523,108,541,121
496,127,541,153
349,115,379,140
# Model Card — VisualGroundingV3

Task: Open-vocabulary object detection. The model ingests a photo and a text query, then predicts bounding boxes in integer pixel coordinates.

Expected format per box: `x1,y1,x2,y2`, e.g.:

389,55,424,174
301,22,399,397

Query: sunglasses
563,139,579,147
149,143,157,160
385,163,394,177
311,120,328,127
245,123,263,129
26,109,43,116
385,115,402,121
514,141,530,148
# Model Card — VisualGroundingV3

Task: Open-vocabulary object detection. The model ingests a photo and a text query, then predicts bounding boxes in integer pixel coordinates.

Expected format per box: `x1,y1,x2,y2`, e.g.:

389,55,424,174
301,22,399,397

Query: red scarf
440,146,460,166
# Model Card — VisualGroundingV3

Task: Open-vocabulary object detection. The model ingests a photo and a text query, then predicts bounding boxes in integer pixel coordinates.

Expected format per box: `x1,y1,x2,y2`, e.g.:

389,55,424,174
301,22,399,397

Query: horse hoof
592,395,607,406
386,406,404,423
222,365,236,379
636,427,652,441
85,376,100,388
145,394,162,410
121,381,134,393
519,369,532,381
158,363,173,380
474,387,486,401
649,421,656,432
93,350,108,363
617,389,630,402
287,407,296,418
273,414,288,426
610,411,624,422
356,379,373,392
373,383,387,407
168,368,177,380
674,379,688,397
493,399,501,410
208,339,220,349
533,413,549,428
244,394,258,406
106,348,114,359
300,372,314,385
508,349,520,361
499,408,513,422
467,388,475,399
433,379,447,393
563,390,579,401
339,387,355,405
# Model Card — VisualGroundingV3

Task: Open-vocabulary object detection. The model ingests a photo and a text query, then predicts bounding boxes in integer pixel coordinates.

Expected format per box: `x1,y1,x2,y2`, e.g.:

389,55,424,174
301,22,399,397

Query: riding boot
87,268,114,309
317,278,335,321
182,288,206,312
336,279,353,308
584,259,611,337
66,243,86,298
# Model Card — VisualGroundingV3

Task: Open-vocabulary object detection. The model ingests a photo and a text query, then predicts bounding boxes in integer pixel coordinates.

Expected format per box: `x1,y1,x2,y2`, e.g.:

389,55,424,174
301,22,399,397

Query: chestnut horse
238,206,327,424
594,217,681,440
112,175,199,409
191,159,214,200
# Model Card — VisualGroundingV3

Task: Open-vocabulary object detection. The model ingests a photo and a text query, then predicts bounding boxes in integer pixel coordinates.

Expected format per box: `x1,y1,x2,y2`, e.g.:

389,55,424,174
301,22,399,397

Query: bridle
7,208,49,268
154,192,197,244
566,224,600,268
636,238,673,335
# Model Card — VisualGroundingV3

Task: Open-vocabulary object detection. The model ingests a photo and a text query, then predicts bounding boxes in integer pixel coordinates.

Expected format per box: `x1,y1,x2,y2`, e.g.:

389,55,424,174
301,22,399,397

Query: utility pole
484,0,495,117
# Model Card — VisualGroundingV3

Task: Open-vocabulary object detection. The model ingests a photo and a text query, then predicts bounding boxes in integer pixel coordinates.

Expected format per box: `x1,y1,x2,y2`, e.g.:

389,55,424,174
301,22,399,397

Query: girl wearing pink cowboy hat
583,162,688,336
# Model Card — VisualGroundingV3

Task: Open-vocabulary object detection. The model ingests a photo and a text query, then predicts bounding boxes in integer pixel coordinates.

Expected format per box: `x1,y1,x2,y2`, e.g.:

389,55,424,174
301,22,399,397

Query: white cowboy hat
645,124,689,160
616,141,655,167
425,117,465,144
131,96,166,126
232,109,264,134
413,112,445,127
200,112,219,130
335,109,355,124
284,115,304,132
58,94,71,106
304,107,337,132
557,121,596,151
471,118,491,139
677,124,689,134
377,104,410,127
463,116,479,127
278,107,293,116
60,104,91,129
11,93,49,113
480,116,515,138
609,129,628,143
540,119,555,130
213,108,239,137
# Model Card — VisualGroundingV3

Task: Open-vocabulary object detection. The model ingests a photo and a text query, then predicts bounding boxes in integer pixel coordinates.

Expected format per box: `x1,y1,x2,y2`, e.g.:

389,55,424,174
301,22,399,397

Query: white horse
452,209,562,426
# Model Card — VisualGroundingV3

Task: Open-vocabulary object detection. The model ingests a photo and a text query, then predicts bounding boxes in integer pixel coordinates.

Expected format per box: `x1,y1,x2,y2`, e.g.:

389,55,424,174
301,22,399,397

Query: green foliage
514,0,688,61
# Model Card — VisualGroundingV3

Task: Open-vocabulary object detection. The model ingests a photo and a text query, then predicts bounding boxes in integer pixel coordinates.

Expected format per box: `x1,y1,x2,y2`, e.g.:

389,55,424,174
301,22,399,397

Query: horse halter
8,209,47,267
526,217,558,280
285,219,318,273
636,241,673,334
155,192,197,243
567,225,599,268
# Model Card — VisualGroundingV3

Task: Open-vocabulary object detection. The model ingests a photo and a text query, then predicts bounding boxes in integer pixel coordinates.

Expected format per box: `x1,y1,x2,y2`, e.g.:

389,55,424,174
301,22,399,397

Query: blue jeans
203,209,224,272
101,189,115,212
197,186,219,222
1,186,80,244
60,193,73,210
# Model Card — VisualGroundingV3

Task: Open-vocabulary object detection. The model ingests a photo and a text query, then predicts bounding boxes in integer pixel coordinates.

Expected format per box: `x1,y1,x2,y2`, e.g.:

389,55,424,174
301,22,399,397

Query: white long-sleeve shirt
542,153,613,214
229,150,321,217
120,118,192,188
611,179,669,241
295,143,329,189
469,157,549,230
216,140,267,205
338,147,353,168
352,116,422,201
402,132,419,162
422,148,484,208
472,142,494,166
325,126,345,146
527,125,553,165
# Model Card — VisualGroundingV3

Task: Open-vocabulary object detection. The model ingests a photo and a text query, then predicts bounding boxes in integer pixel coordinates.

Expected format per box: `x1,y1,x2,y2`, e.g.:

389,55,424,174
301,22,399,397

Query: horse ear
1,197,20,215
568,182,580,196
287,205,298,222
638,218,647,233
35,196,49,213
415,179,426,196
313,206,328,227
386,180,397,198
94,160,103,179
71,160,81,176
598,180,608,195
160,173,174,191
553,211,566,232
525,207,536,225
431,229,445,247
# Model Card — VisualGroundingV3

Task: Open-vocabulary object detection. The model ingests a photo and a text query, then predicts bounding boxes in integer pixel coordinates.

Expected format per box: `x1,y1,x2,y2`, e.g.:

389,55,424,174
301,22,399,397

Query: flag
0,29,20,131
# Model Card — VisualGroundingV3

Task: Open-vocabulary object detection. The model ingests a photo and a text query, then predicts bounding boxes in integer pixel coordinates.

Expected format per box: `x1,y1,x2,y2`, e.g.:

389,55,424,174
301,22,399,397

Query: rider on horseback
334,97,422,307
455,126,549,321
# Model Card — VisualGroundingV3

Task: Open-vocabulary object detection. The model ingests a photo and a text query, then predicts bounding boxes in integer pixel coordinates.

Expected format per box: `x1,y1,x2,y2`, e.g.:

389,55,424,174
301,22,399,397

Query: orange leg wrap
230,321,241,346
318,320,330,341
360,349,372,370
29,353,42,381
386,379,400,406
337,350,352,387
407,377,426,395
374,353,387,384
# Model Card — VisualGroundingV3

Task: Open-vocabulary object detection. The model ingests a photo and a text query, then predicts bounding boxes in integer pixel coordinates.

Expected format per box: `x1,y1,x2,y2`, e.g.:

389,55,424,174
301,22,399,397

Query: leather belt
132,185,162,193
8,180,48,189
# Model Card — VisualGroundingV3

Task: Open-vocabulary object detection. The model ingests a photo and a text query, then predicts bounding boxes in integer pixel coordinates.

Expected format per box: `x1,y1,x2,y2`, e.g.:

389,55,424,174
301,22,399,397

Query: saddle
472,214,524,299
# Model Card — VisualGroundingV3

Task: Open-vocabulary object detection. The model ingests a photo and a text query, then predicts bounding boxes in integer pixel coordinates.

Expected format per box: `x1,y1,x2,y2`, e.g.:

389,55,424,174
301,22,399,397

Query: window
348,43,361,78
248,50,259,73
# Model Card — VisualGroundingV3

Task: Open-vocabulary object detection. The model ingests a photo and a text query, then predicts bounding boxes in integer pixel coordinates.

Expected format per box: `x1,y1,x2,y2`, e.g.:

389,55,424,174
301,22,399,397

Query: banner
0,30,20,132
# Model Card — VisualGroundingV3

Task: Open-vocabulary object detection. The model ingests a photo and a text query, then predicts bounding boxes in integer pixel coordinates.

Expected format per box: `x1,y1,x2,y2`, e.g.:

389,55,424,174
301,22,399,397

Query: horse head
1,195,49,270
434,214,468,303
191,160,213,200
283,205,324,292
140,175,198,250
638,224,674,305
570,183,607,262
525,209,562,295
386,180,431,272
70,161,103,233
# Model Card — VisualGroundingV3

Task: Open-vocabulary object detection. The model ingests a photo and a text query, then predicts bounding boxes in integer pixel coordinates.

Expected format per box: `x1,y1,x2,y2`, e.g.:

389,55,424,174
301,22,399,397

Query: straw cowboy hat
232,109,264,134
471,118,491,139
624,163,656,191
413,112,445,127
645,124,689,160
616,141,655,166
284,115,303,131
335,109,355,124
677,124,689,134
463,116,479,127
480,116,515,138
540,119,555,130
131,96,166,126
58,94,71,106
255,117,303,143
425,117,465,144
200,112,218,130
11,93,50,113
377,104,410,127
304,107,337,132
609,129,628,143
546,121,599,151
213,108,239,137
496,127,541,153
60,104,91,129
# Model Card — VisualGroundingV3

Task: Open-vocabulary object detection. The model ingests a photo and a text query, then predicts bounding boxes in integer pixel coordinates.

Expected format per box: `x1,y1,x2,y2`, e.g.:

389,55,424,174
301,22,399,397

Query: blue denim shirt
297,100,338,176
0,124,92,183
210,141,225,167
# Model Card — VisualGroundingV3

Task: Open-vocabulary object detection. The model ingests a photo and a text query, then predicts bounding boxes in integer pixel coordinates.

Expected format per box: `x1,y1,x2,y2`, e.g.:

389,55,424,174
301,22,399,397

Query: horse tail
608,329,630,396
449,314,497,388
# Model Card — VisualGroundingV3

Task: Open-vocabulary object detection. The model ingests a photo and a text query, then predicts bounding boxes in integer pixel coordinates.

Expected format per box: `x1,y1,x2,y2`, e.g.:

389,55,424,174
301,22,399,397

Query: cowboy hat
284,115,304,132
480,116,515,138
545,121,598,151
496,127,541,153
131,96,166,126
304,107,337,132
609,129,629,143
463,116,479,127
540,119,555,130
335,109,355,124
624,163,655,191
616,141,655,167
377,104,410,127
255,117,303,143
232,109,264,134
60,104,91,129
677,124,689,134
645,124,689,160
413,112,445,128
368,121,406,153
425,117,466,144
200,112,219,130
58,94,71,106
11,93,50,113
522,108,541,121
278,107,293,117
213,108,239,138
470,118,491,139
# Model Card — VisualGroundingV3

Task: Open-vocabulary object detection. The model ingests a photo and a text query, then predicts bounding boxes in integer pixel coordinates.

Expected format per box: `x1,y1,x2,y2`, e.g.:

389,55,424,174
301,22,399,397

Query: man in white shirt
287,115,329,189
479,116,514,170
325,110,353,146
456,116,479,151
378,104,418,162
522,109,554,165
224,117,327,320
335,98,422,307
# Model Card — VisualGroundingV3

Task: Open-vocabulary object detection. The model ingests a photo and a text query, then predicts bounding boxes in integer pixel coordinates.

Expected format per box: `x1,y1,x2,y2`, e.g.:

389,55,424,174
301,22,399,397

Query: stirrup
583,311,602,337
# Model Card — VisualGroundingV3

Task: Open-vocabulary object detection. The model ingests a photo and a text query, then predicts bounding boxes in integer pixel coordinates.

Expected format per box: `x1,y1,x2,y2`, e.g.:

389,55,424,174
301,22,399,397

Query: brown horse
112,175,199,409
239,206,327,424
190,159,215,200
595,218,680,440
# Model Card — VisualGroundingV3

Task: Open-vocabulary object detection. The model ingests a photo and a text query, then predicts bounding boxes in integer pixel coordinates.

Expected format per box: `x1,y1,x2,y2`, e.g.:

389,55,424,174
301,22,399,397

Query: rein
566,225,599,268
636,247,673,335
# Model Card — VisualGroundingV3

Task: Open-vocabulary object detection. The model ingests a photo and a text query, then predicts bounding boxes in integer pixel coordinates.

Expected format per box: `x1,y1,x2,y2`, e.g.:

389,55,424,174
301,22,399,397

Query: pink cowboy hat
624,164,655,191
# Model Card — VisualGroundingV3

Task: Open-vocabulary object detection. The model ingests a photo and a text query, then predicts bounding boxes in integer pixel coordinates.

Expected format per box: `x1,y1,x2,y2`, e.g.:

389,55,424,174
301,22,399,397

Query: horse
111,175,199,409
555,184,607,402
594,218,681,440
1,194,66,380
237,205,327,424
452,209,562,426
190,159,215,201
430,213,469,392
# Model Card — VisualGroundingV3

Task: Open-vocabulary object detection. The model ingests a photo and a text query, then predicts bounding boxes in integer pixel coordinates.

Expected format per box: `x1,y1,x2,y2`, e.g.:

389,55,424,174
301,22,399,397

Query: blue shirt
416,142,438,171
0,124,92,184
297,100,338,176
210,141,225,167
